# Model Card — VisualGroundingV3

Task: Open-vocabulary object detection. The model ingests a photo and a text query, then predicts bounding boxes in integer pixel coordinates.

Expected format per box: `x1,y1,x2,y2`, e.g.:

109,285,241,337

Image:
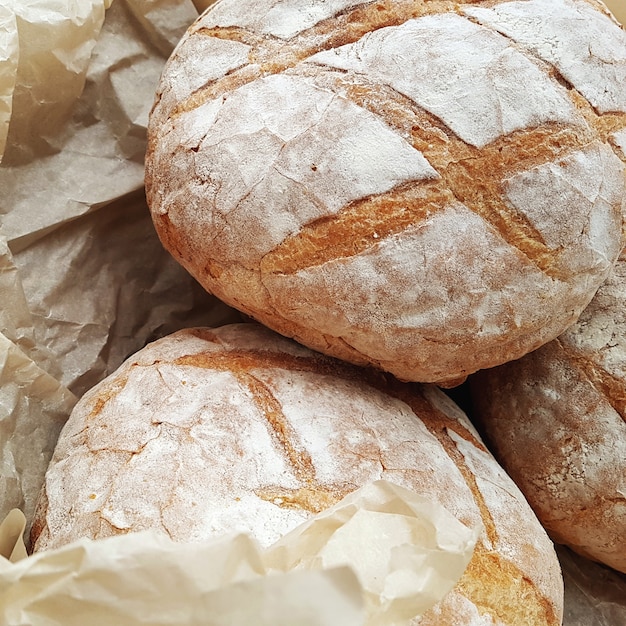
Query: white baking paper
0,331,76,528
0,0,111,167
559,545,626,626
266,480,480,625
0,509,26,562
0,481,478,626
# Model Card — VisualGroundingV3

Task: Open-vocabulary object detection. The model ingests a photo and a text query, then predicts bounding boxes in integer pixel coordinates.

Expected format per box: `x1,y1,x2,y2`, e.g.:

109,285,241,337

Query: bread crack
555,337,626,426
170,0,470,118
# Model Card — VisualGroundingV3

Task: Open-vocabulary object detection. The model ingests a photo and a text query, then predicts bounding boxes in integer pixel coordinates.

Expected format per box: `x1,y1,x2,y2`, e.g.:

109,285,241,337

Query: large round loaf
31,323,563,625
471,249,626,574
145,0,626,385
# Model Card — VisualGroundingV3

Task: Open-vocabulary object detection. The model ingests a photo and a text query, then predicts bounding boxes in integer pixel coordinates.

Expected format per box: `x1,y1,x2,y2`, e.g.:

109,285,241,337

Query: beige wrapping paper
604,0,626,26
0,331,76,528
190,0,217,13
0,481,479,625
0,0,112,167
12,189,237,397
265,481,479,625
0,0,151,248
0,4,17,162
125,0,197,54
558,546,626,626
0,530,365,626
0,509,26,562
0,0,624,623
1,0,238,398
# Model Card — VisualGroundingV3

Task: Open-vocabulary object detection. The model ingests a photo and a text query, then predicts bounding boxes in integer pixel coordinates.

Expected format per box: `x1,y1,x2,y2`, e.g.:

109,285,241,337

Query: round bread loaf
31,323,563,625
145,0,626,386
471,249,626,574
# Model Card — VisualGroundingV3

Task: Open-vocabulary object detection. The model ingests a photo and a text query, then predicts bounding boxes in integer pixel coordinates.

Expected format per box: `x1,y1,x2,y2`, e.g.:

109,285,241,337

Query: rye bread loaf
471,249,626,574
31,323,563,626
145,0,626,386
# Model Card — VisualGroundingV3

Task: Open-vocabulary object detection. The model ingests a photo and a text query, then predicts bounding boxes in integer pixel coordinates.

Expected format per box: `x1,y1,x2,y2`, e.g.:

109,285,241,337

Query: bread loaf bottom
32,324,563,625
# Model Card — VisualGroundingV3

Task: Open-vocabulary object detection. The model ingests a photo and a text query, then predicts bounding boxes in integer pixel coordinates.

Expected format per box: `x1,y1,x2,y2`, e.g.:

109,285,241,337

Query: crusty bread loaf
31,323,563,625
471,249,626,574
145,0,626,386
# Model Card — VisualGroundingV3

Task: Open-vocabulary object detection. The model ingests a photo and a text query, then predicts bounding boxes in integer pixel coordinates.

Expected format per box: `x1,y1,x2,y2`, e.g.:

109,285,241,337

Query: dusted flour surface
31,324,563,626
471,250,626,574
145,0,626,385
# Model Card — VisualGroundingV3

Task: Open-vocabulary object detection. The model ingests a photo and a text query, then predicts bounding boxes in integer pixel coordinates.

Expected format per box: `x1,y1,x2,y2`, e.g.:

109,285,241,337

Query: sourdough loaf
471,249,626,574
31,324,563,626
145,0,626,386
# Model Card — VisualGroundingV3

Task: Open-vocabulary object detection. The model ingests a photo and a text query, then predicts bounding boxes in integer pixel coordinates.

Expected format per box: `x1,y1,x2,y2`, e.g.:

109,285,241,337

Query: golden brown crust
418,545,559,626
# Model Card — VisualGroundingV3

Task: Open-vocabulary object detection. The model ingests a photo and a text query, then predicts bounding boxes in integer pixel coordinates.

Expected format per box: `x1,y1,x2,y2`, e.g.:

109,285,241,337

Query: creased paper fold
0,480,478,626
0,509,26,562
0,530,364,626
0,0,111,166
0,331,77,529
0,0,196,250
265,480,479,625
0,4,17,163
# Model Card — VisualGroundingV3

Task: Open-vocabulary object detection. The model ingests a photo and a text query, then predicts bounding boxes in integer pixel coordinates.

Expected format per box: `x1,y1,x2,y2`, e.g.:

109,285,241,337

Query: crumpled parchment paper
558,545,626,626
0,529,366,626
0,481,479,625
0,0,238,397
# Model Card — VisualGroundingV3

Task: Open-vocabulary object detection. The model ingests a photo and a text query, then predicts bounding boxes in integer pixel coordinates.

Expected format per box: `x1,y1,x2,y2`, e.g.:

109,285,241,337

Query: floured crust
471,250,626,574
145,0,626,385
463,0,626,114
31,324,563,626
